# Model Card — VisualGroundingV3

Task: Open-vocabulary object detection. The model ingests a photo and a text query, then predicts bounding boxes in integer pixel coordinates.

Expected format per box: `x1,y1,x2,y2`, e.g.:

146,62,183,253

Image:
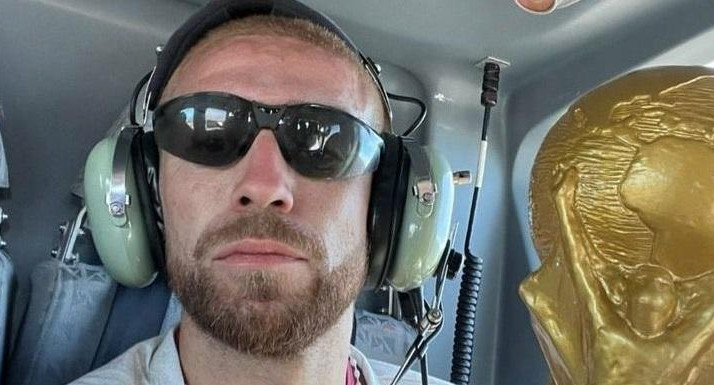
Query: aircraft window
204,107,228,131
180,108,194,130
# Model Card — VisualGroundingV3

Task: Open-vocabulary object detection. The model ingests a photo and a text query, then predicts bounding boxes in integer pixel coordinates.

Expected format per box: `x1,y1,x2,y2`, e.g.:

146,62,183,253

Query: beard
166,211,367,359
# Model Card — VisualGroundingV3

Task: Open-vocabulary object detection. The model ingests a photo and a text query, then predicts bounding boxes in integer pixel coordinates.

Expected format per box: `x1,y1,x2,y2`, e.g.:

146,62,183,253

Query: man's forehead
164,34,368,115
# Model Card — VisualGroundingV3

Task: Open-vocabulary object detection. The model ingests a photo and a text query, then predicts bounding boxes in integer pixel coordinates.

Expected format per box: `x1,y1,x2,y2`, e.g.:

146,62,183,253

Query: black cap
145,0,391,125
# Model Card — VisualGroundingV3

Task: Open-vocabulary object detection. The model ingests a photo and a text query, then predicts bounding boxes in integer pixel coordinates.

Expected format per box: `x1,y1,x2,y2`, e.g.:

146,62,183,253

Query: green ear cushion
84,134,157,287
388,148,455,291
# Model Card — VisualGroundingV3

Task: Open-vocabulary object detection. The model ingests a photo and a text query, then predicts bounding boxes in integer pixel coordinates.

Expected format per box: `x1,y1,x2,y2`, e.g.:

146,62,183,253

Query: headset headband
145,0,392,127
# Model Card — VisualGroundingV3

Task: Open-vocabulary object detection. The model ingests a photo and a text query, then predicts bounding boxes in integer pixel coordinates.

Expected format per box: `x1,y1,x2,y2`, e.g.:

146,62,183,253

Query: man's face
159,34,374,357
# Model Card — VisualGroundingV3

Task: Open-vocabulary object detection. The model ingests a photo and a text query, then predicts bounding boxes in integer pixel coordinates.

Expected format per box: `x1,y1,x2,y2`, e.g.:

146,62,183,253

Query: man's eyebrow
281,99,311,106
265,99,350,112
266,99,328,107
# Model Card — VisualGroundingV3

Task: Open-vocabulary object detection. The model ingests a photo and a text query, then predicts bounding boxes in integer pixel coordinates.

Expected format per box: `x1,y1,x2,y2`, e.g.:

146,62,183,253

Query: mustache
193,211,326,262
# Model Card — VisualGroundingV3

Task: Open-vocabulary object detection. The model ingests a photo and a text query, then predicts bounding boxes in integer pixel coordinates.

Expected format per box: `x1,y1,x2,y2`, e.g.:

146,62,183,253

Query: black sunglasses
152,92,384,180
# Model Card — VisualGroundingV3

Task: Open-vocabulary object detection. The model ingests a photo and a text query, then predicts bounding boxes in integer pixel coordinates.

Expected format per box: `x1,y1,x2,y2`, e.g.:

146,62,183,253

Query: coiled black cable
450,256,484,384
449,62,500,385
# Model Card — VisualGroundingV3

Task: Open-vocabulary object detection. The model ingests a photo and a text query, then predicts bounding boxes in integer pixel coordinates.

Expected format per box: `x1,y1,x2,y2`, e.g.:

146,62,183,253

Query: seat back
0,105,13,384
4,202,176,385
0,250,15,385
90,274,175,370
5,259,115,385
4,258,179,385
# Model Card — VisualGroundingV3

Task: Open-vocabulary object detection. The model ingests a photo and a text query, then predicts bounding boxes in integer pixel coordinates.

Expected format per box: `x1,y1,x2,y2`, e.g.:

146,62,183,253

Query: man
71,1,452,384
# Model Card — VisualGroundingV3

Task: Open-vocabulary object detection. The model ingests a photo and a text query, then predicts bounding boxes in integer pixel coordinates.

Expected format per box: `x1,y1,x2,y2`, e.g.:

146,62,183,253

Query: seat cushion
5,260,115,385
0,250,15,383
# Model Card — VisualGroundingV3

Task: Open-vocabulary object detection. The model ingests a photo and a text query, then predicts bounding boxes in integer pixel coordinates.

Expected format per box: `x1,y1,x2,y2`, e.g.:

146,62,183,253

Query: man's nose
229,130,295,213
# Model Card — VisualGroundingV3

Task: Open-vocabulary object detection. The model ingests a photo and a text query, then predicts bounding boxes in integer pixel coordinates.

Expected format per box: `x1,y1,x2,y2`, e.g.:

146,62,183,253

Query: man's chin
187,283,329,358
211,268,318,302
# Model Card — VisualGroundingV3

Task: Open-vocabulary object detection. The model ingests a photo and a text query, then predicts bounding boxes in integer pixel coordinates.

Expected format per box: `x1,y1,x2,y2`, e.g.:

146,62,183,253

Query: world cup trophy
520,66,714,385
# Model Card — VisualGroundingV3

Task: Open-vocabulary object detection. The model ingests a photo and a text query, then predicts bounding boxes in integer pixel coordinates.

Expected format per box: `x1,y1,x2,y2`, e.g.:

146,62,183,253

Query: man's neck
176,308,355,385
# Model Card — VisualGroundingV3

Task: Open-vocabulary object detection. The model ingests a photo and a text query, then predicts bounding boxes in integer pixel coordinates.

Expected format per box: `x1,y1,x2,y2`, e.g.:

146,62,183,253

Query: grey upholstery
0,105,8,189
5,260,115,385
354,309,415,366
0,251,14,384
0,105,11,384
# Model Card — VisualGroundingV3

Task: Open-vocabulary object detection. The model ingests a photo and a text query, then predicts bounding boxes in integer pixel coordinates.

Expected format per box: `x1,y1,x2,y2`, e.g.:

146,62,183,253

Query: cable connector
446,250,464,280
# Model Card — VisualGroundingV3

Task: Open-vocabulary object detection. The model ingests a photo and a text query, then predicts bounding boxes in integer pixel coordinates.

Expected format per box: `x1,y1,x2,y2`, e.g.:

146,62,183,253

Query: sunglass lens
278,106,382,179
154,94,252,166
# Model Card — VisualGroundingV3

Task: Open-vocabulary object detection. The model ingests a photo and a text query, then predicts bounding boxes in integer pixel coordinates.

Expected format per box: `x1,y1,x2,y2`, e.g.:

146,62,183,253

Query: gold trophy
520,66,714,385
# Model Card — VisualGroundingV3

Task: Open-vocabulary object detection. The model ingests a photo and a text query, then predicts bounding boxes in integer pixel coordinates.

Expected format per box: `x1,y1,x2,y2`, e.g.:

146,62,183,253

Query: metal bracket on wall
474,56,511,69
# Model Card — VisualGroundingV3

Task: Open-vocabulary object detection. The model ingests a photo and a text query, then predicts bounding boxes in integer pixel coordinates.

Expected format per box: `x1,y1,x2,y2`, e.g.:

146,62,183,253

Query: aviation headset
83,0,455,292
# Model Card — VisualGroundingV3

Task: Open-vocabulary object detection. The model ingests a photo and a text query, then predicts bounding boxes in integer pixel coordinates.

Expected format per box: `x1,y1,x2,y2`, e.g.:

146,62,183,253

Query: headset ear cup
84,130,157,288
365,134,410,291
131,131,165,272
387,147,455,291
